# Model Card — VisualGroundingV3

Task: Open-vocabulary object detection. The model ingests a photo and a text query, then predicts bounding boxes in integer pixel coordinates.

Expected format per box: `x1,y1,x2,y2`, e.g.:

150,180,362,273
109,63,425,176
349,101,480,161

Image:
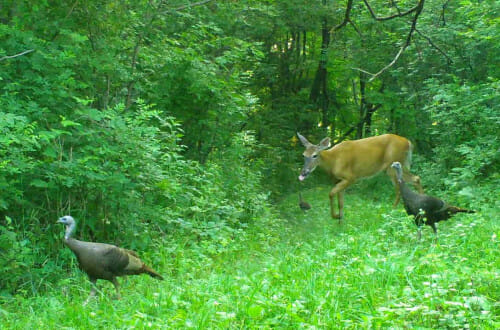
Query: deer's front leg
329,179,351,220
337,190,345,222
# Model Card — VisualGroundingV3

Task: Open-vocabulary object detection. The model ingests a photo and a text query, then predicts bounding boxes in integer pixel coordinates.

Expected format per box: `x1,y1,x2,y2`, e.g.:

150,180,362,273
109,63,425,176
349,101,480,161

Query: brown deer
297,133,423,220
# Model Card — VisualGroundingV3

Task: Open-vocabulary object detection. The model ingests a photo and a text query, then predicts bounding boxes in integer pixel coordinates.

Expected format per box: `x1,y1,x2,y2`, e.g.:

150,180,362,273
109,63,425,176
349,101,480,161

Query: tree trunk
310,0,331,130
356,73,367,139
364,104,380,136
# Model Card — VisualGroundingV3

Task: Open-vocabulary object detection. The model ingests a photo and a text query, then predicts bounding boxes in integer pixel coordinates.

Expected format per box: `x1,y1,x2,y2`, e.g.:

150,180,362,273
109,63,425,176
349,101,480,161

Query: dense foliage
0,1,498,327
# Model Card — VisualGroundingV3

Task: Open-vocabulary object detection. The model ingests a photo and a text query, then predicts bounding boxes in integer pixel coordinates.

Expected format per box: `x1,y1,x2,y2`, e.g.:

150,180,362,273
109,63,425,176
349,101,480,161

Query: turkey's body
65,239,160,280
58,215,163,304
391,162,475,239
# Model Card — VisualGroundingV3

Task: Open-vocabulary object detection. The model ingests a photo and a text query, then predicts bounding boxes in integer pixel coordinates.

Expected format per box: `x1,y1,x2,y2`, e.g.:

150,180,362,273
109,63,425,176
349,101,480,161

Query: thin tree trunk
357,73,367,139
364,104,381,136
310,0,331,130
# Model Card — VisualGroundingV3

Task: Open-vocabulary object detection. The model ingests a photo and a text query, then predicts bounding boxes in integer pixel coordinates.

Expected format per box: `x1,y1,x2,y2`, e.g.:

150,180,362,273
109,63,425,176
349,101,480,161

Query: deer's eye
312,154,318,159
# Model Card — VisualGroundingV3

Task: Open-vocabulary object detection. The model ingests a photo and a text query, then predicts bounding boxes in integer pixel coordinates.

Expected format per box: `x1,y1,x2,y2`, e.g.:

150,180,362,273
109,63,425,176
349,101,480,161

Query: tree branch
335,104,382,144
363,0,419,21
415,28,453,63
348,18,363,38
126,0,166,109
331,0,354,32
350,66,374,76
0,49,35,61
175,0,216,11
366,46,405,82
441,0,450,26
355,0,425,82
64,1,79,19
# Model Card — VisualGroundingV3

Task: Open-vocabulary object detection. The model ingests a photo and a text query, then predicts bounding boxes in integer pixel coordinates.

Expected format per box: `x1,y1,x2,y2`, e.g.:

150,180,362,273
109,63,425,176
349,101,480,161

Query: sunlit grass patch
2,185,498,329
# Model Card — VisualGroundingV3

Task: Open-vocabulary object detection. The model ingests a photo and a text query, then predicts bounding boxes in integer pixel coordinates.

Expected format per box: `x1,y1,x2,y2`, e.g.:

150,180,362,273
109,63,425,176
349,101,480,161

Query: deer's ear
297,132,312,147
319,137,331,150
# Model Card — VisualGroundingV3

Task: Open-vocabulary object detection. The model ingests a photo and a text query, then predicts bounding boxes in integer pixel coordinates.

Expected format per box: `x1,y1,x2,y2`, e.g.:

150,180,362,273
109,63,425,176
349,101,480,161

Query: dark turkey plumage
391,162,475,239
299,192,311,211
57,215,163,304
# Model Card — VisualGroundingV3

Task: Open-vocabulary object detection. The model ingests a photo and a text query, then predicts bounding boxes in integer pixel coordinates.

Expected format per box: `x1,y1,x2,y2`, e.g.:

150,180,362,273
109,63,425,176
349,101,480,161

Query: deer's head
297,132,331,181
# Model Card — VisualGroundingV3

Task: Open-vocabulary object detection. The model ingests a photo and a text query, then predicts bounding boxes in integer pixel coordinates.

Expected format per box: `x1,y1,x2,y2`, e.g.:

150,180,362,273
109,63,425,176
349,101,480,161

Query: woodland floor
1,183,499,329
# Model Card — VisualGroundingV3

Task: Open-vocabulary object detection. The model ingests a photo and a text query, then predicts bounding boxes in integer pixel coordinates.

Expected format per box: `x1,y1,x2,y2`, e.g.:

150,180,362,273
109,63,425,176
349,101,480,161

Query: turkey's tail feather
449,206,475,214
143,265,164,280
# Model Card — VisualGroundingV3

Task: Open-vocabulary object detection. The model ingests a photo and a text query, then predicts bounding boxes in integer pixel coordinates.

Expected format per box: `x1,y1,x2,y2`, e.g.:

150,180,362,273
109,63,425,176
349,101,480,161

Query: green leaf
30,179,49,188
60,116,81,128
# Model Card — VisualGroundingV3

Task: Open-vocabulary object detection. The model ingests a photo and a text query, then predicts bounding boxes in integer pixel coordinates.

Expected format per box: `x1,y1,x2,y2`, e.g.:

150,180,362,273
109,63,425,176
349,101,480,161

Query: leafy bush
423,78,499,190
0,13,274,296
161,131,272,255
0,113,40,211
0,217,61,297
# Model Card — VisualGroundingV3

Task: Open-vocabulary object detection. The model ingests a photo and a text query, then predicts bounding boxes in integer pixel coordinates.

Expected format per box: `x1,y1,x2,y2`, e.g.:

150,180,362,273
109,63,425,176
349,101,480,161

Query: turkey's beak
57,218,64,224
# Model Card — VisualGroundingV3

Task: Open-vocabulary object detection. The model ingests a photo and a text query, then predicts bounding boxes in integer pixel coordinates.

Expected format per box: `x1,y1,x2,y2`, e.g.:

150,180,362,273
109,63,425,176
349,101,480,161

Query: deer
297,132,423,221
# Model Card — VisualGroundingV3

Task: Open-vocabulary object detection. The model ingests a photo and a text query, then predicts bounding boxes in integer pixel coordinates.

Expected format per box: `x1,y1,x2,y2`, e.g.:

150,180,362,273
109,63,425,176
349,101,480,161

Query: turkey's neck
395,170,404,184
65,222,76,240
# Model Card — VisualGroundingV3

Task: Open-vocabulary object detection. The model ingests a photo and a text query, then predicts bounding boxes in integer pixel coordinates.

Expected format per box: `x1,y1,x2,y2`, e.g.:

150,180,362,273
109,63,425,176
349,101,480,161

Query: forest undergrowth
1,183,498,329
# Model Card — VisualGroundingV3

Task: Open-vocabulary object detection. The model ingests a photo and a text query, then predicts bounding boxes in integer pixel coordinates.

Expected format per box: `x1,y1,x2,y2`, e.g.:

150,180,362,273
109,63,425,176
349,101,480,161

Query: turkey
299,192,311,211
57,215,163,304
391,162,475,239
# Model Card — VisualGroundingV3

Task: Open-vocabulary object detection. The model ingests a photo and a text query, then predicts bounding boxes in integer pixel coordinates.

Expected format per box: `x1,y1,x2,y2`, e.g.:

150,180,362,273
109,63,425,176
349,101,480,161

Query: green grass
1,184,499,329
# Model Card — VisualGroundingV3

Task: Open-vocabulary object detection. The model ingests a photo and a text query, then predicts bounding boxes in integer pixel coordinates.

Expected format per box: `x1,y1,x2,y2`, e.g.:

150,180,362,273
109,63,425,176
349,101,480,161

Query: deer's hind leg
403,168,423,193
